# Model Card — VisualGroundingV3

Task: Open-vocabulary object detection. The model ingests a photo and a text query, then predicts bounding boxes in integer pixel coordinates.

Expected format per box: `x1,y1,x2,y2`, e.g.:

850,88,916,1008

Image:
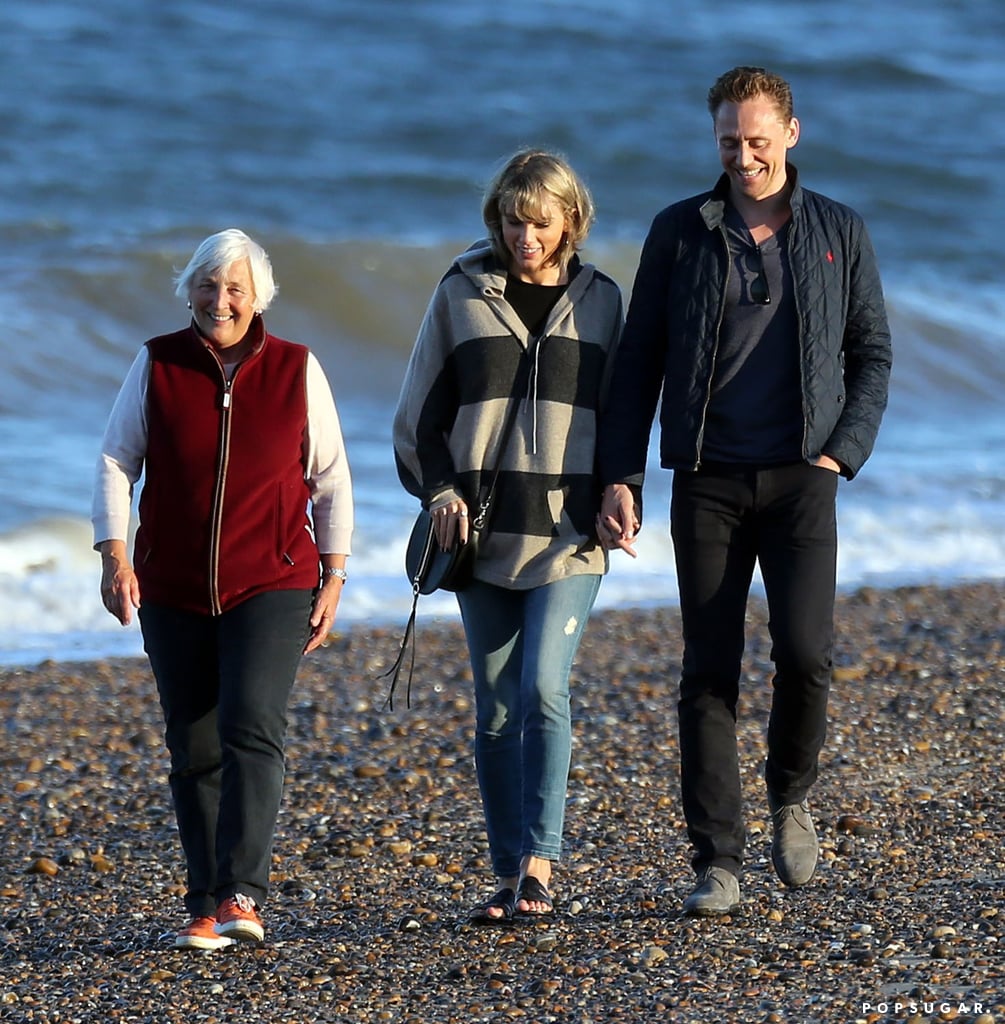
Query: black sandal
516,875,554,915
469,887,516,924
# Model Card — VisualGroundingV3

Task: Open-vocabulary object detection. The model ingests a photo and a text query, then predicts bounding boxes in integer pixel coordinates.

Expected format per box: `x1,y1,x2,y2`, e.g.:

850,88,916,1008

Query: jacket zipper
789,217,810,461
693,229,730,470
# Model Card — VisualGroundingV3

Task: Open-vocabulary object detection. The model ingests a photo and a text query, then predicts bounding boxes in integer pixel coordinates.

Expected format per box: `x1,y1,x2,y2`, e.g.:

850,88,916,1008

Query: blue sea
1,0,1002,665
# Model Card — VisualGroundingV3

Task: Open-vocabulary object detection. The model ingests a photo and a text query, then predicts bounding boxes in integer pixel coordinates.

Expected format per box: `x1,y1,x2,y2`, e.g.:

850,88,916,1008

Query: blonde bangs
501,186,565,226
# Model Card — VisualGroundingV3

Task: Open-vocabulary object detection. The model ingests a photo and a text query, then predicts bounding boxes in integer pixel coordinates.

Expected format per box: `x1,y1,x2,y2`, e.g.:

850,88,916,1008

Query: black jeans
670,462,838,877
139,589,313,916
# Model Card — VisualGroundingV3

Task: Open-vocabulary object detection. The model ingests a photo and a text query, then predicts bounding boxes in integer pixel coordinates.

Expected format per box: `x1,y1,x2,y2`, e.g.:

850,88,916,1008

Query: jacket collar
699,164,803,231
188,311,268,365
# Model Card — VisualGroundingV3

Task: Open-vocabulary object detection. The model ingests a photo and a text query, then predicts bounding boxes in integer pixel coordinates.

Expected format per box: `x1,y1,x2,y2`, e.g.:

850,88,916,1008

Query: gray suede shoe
769,794,819,887
682,866,741,917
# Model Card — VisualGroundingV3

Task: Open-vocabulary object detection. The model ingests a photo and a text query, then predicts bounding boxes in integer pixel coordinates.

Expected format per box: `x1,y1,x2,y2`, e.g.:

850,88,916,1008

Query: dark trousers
670,462,838,877
139,589,313,917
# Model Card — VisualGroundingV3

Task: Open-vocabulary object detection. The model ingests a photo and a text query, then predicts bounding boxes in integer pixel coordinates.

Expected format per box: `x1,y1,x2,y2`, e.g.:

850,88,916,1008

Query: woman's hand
98,540,141,625
430,497,470,550
304,559,347,653
596,484,640,557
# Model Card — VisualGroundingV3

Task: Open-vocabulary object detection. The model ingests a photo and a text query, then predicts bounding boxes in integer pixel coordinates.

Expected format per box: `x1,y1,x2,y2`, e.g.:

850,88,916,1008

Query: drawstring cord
525,338,543,454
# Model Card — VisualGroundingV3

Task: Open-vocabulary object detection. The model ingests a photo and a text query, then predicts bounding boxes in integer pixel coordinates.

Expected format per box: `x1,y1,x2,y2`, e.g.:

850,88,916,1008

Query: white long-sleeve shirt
92,345,354,556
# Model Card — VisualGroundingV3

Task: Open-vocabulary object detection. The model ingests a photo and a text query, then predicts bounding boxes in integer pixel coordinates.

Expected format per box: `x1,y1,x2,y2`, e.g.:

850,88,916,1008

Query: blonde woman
394,151,623,921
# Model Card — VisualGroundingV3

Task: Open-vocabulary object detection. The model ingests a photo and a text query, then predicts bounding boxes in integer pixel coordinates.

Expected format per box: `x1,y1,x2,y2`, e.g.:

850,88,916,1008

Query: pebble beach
2,581,1003,1024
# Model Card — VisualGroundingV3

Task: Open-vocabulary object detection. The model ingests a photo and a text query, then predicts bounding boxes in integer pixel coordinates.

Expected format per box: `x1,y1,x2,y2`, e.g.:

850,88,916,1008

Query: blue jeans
671,462,838,876
457,574,602,878
139,589,313,916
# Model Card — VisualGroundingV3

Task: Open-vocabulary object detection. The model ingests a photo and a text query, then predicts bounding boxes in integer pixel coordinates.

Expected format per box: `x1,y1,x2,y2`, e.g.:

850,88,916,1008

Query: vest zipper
208,370,236,615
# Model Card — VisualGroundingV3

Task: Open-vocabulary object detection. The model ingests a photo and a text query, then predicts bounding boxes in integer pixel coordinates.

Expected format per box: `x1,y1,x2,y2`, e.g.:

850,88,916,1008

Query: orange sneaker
214,893,264,943
175,916,234,951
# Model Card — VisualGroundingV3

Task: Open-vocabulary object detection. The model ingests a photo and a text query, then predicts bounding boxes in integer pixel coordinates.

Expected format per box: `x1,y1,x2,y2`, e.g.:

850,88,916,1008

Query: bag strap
470,333,540,532
381,588,419,710
381,514,437,709
383,335,541,710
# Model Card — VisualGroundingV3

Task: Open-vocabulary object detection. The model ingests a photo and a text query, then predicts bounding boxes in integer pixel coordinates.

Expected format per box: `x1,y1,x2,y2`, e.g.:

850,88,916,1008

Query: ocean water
1,0,1002,665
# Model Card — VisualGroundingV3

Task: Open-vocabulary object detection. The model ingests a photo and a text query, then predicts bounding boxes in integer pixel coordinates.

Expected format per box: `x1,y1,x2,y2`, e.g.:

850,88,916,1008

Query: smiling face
501,194,569,284
188,258,258,350
714,93,799,207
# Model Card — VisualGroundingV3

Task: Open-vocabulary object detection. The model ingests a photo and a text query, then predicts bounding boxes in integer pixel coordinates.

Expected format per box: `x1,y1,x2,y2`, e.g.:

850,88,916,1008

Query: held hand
304,578,344,653
100,559,141,626
430,498,470,549
596,484,640,558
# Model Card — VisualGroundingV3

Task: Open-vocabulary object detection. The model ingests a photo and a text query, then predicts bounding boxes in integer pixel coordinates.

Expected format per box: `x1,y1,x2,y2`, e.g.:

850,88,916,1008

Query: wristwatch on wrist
323,567,348,583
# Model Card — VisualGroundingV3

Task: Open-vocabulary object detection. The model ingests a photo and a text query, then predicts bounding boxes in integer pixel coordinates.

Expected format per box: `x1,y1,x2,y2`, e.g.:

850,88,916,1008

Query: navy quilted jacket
598,167,891,483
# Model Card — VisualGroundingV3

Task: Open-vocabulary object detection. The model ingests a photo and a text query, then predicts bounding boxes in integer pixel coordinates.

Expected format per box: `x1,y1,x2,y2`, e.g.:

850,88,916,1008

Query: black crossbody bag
384,337,538,708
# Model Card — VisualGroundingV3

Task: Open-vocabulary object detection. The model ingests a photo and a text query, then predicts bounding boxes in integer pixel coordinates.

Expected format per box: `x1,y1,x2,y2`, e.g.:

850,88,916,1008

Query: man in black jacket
597,66,891,916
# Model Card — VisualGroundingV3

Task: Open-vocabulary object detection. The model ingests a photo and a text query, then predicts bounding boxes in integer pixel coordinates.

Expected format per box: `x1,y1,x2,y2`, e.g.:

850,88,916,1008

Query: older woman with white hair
92,228,353,950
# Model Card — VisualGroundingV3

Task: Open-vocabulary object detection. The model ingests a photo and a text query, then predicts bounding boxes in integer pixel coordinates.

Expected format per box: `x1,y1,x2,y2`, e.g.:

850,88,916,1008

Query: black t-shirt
700,204,803,464
505,274,567,335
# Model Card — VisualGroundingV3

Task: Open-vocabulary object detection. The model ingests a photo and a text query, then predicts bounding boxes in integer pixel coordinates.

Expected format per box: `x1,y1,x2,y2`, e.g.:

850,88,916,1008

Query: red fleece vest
135,322,319,615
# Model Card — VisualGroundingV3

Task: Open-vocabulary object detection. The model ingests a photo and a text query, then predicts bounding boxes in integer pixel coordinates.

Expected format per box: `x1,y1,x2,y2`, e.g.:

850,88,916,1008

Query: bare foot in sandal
469,883,517,924
516,875,554,915
516,857,554,915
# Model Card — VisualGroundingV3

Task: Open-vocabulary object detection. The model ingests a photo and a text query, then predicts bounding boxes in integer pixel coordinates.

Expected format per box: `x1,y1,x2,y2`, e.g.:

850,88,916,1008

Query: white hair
173,228,277,311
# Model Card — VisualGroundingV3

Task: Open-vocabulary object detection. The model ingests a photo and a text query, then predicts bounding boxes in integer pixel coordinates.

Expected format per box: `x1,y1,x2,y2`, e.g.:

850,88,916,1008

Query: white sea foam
1,486,1001,668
